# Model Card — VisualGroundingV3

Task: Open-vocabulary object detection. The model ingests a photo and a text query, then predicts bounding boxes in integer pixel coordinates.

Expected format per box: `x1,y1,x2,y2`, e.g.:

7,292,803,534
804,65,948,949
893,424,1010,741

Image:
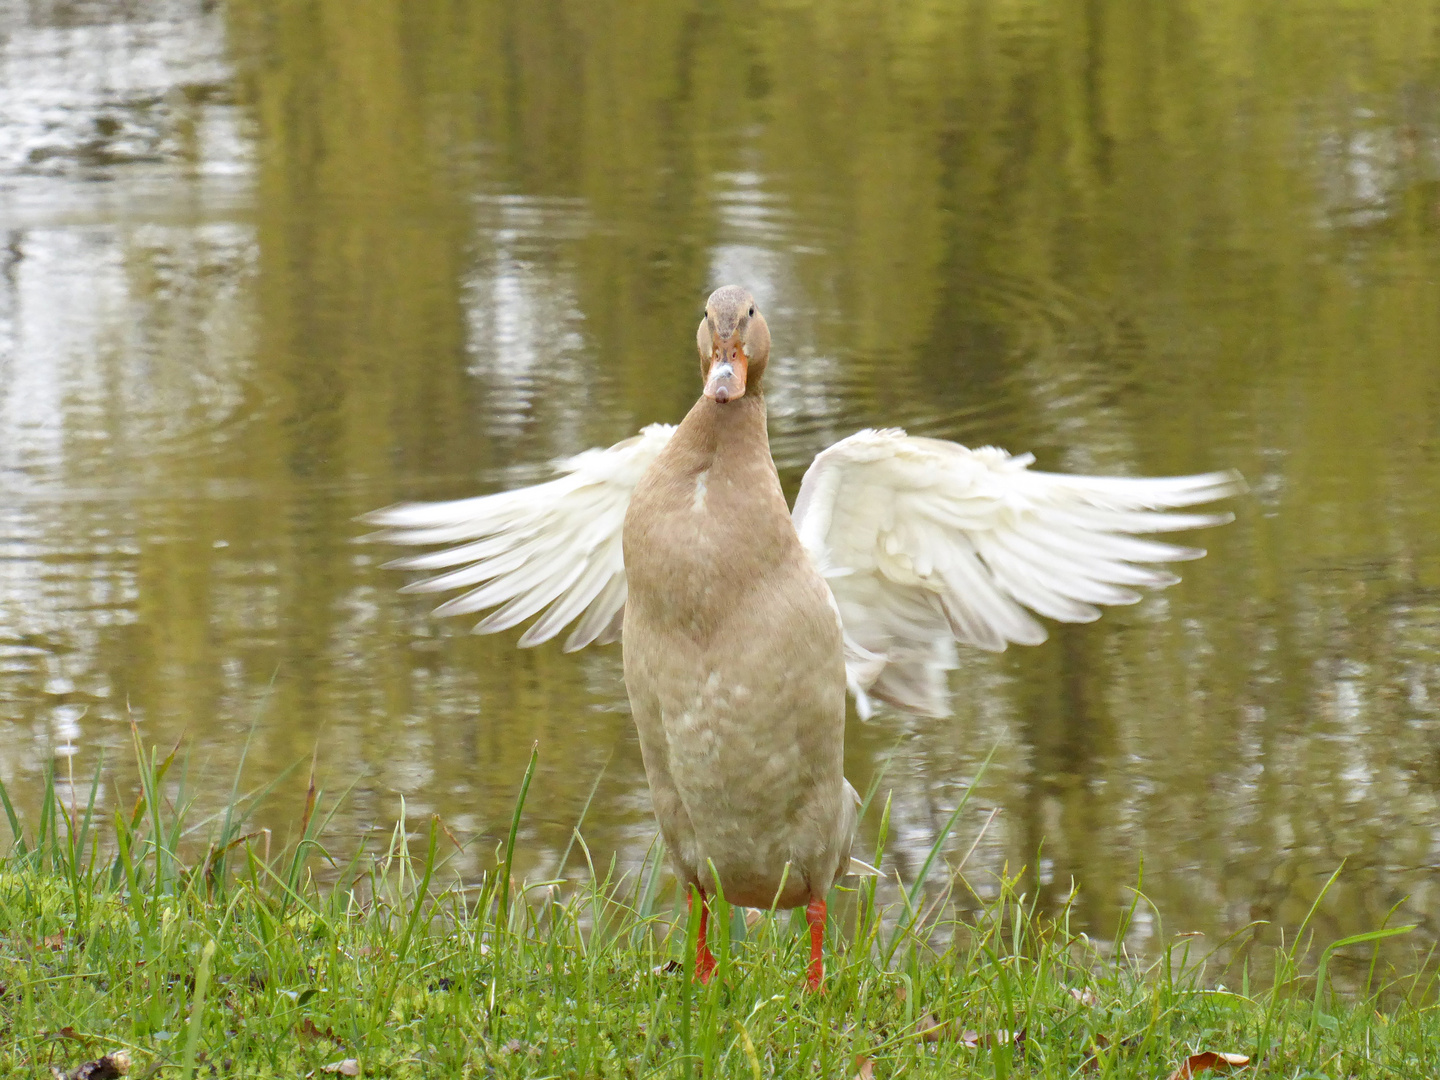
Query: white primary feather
361,423,675,651
791,429,1244,717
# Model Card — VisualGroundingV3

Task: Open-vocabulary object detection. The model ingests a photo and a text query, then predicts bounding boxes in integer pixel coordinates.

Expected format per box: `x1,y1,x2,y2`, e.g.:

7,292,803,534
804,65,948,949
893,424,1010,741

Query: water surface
3,0,1440,977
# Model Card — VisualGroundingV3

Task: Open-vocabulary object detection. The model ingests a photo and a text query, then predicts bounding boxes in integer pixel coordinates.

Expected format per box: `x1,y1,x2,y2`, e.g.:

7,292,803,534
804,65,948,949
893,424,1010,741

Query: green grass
1,732,1437,1078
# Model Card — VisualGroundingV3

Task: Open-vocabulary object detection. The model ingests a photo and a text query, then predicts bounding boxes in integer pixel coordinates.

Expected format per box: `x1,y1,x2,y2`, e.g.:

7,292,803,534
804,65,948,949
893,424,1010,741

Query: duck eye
748,306,755,317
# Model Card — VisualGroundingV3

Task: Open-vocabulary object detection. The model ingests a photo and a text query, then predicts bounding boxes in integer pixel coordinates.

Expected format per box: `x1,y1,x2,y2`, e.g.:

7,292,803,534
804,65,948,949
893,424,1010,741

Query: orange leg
689,887,717,984
805,896,826,992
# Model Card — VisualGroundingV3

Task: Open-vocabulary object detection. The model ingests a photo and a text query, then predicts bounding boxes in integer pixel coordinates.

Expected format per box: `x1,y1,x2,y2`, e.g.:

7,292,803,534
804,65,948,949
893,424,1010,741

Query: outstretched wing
791,429,1244,717
362,424,675,651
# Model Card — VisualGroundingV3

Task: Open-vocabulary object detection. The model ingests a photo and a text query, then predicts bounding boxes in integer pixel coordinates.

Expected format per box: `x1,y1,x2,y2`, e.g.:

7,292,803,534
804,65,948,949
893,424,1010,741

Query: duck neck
674,392,772,476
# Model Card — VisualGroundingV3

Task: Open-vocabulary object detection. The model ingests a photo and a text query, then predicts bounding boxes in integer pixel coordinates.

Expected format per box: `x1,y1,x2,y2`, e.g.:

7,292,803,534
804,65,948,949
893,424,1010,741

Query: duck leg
689,887,717,983
805,896,826,991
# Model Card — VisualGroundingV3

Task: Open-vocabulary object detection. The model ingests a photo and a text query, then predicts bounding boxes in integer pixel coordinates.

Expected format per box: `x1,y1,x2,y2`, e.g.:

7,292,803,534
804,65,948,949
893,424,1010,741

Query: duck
363,284,1243,991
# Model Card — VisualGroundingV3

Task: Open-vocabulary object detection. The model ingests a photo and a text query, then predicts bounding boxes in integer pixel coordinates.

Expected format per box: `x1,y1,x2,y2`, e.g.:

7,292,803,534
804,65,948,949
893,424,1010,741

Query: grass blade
500,743,538,928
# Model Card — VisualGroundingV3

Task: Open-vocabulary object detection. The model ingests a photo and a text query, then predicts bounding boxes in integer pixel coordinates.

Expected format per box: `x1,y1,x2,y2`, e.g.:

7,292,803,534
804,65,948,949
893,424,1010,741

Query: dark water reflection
3,0,1440,976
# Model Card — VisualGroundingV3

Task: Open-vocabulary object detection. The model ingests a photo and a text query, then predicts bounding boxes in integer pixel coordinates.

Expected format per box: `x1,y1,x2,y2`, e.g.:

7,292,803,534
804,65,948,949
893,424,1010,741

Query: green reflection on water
1,0,1439,973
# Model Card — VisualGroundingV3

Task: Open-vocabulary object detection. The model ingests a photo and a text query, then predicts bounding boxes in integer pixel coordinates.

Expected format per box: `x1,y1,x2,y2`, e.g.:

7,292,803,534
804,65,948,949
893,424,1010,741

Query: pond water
3,0,1440,977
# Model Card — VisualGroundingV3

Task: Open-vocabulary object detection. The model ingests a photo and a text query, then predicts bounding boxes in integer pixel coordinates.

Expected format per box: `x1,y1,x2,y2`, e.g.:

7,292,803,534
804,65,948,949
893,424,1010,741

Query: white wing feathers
792,429,1244,718
361,424,675,652
367,422,1240,717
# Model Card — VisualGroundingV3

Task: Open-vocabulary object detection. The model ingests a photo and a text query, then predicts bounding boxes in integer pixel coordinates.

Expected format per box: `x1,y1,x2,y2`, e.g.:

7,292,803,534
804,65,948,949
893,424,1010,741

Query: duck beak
704,338,748,404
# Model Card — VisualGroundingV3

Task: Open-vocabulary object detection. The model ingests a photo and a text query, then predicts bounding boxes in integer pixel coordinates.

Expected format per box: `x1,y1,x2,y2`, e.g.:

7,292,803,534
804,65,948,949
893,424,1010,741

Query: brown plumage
622,287,855,985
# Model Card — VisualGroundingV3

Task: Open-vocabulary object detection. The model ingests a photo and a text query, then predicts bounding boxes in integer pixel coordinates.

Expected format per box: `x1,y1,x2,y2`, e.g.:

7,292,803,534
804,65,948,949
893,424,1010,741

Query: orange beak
703,338,748,404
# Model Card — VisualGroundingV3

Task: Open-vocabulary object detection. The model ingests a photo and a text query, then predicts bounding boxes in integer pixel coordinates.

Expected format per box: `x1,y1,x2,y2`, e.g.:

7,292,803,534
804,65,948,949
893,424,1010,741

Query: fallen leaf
916,1013,947,1042
298,1018,343,1046
320,1059,359,1076
954,1027,1025,1051
44,931,66,950
852,1054,874,1080
651,960,682,975
503,1039,524,1055
744,908,764,930
49,1050,131,1080
1081,1032,1111,1071
1069,986,1100,1007
1167,1051,1251,1079
909,1013,1027,1047
894,984,907,1003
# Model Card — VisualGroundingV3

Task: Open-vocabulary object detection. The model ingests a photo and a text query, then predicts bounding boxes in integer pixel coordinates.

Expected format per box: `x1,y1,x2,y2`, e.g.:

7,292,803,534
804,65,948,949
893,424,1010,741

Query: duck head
698,285,770,404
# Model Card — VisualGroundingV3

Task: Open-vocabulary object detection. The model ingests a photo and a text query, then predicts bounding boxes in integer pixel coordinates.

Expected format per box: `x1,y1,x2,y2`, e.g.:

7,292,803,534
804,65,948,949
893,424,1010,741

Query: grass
1,731,1437,1079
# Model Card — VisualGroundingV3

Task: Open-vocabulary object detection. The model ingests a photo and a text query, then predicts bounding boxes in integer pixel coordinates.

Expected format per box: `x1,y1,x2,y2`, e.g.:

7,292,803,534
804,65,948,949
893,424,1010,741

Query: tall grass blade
181,939,217,1080
500,743,538,927
0,775,28,858
905,741,996,909
1310,926,1415,1032
555,751,609,877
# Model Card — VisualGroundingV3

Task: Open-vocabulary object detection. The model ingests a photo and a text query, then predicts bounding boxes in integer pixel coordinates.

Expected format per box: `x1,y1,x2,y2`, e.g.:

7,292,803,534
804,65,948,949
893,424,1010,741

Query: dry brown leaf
1081,1037,1102,1071
437,816,464,852
320,1059,359,1076
1069,986,1099,1007
852,1054,875,1080
1081,1032,1110,1071
744,908,764,930
49,1050,131,1080
651,960,682,975
1082,1033,1145,1071
42,931,66,950
1167,1051,1251,1079
298,1018,343,1046
916,1013,947,1042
